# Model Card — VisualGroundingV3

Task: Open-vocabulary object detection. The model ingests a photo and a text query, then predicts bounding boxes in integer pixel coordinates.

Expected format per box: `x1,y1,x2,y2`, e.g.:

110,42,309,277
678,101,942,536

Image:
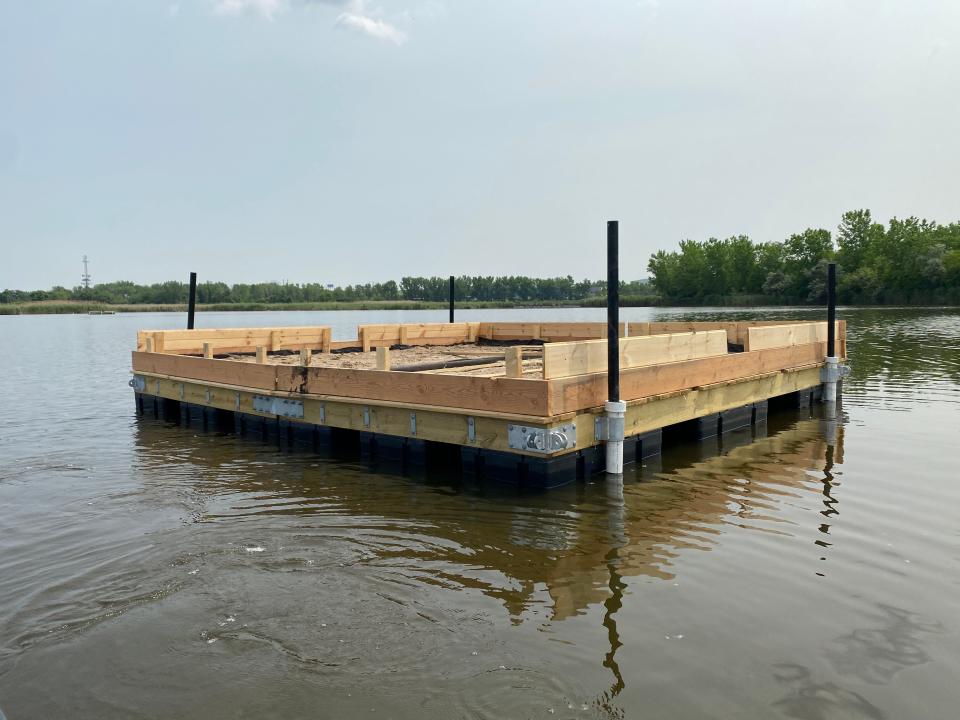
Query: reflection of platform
131,320,846,488
132,410,843,624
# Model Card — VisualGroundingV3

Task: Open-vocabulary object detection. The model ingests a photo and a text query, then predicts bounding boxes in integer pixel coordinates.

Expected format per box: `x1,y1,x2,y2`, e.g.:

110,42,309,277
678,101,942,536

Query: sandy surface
224,343,545,378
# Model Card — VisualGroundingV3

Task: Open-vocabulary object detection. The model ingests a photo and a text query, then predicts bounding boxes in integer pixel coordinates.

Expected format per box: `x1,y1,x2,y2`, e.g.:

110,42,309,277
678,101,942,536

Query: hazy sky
1,0,958,289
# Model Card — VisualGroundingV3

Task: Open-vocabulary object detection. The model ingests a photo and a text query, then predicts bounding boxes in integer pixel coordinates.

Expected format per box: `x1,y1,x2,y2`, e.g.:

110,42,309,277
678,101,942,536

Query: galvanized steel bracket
252,395,304,419
129,375,146,392
820,363,851,383
507,423,576,454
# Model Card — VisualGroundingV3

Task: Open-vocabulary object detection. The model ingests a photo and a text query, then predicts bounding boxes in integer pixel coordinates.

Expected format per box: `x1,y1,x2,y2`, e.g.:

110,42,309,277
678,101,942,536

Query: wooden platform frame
132,321,846,467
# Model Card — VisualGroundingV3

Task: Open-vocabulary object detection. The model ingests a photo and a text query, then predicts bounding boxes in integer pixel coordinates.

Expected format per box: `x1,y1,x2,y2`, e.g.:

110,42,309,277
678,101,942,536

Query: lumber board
547,342,827,415
478,322,625,342
567,365,822,452
356,323,476,348
542,330,727,379
136,327,332,354
277,365,550,416
745,322,841,351
132,351,279,390
138,375,552,456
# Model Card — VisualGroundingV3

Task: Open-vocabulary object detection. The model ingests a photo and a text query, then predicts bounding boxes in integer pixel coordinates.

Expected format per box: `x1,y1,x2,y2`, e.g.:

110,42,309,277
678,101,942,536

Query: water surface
1,307,958,719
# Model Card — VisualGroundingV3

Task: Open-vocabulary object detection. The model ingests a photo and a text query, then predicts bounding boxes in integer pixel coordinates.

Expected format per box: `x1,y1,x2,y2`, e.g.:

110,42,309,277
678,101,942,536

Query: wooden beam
542,330,727,379
745,322,841,351
376,346,391,371
139,375,553,457
569,365,823,450
256,346,266,364
132,351,279,390
504,346,523,378
300,348,312,366
203,342,213,359
145,337,155,353
321,328,332,353
137,326,333,354
546,342,826,415
281,366,550,416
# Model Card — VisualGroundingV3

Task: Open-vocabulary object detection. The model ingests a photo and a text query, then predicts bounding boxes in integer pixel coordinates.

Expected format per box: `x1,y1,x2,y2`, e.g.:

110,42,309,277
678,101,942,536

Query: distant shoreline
0,298,646,315
2,297,957,316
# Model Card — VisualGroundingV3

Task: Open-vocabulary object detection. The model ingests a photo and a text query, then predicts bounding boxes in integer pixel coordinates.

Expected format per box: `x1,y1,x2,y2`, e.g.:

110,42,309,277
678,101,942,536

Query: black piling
827,262,836,357
187,271,197,330
607,220,619,403
448,275,455,323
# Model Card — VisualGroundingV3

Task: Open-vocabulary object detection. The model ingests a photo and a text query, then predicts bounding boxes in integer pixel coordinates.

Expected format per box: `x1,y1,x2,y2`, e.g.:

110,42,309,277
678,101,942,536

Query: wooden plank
376,346,391,371
543,330,727,379
203,343,213,359
745,322,841,351
568,365,823,452
132,352,278,390
479,322,625,342
504,347,523,378
256,346,266,364
547,342,826,415
141,326,332,354
321,328,332,353
145,337,154,353
276,366,550,416
140,375,551,456
300,348,311,366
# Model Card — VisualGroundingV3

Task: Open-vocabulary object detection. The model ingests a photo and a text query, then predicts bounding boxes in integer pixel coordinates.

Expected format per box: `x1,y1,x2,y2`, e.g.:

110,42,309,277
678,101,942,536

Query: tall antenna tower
81,255,91,289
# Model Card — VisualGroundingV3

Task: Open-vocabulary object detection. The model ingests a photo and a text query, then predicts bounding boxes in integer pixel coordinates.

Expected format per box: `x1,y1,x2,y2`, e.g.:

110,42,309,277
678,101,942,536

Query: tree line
647,209,960,304
0,276,654,305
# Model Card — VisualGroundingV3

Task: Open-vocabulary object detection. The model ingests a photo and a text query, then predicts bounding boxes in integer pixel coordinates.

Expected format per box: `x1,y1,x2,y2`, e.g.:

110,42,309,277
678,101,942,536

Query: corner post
187,272,197,330
605,220,625,475
822,262,839,406
448,275,455,323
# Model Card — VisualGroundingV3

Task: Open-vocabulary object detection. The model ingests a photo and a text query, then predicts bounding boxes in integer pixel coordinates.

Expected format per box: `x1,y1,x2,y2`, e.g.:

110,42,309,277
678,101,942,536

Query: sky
1,0,958,290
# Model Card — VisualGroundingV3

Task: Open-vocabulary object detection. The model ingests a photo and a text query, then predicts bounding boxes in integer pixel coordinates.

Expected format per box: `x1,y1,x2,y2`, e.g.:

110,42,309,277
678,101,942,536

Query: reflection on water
1,307,959,719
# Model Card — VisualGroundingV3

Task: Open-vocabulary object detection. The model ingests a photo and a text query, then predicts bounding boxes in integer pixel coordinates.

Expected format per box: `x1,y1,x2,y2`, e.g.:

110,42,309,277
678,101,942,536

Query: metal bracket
507,423,576,454
204,388,211,404
235,392,241,411
820,363,852,383
409,412,417,436
362,406,371,428
252,395,304,419
129,375,146,392
594,415,625,442
179,383,184,401
466,416,476,442
319,402,326,424
155,379,161,396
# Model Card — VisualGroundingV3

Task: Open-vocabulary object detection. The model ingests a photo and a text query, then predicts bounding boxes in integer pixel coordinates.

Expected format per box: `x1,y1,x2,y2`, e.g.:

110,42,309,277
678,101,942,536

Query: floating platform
130,320,847,488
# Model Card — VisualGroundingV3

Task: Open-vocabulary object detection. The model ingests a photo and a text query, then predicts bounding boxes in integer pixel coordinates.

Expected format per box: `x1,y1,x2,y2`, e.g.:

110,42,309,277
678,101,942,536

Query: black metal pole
827,263,836,357
448,275,455,323
187,271,197,330
607,221,619,403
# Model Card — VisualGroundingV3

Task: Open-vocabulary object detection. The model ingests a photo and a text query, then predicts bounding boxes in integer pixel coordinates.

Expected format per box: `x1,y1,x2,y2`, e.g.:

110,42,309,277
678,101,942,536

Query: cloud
336,11,407,44
213,0,286,20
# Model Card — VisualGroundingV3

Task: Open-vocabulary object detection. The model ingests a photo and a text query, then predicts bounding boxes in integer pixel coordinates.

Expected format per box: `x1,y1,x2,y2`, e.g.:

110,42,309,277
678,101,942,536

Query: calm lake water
1,306,958,719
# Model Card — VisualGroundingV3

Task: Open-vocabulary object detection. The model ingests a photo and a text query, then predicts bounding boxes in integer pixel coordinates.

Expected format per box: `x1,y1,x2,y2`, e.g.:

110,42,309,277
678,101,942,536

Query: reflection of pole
599,485,627,703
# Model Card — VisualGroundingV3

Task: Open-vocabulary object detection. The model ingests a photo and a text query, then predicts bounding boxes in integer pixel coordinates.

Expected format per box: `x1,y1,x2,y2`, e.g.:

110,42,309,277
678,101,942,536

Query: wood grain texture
542,330,727,379
745,322,842,351
546,342,826,414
